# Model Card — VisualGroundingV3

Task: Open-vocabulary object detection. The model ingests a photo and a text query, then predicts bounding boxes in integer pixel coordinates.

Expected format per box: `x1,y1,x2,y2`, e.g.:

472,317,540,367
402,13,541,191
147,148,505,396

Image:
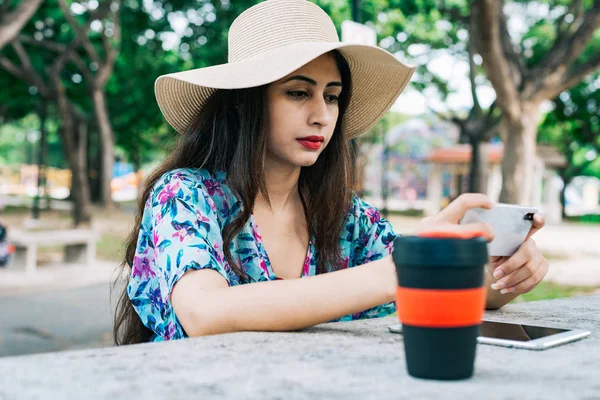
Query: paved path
545,257,600,286
0,261,118,298
0,283,116,357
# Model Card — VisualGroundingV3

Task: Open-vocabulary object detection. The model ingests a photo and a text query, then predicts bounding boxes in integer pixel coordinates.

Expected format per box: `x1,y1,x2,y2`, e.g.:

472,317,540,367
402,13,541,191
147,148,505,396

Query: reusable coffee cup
392,231,489,380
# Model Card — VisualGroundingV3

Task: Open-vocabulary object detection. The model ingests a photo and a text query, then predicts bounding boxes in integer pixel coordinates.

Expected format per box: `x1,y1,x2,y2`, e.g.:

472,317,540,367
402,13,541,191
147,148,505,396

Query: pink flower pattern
158,180,180,205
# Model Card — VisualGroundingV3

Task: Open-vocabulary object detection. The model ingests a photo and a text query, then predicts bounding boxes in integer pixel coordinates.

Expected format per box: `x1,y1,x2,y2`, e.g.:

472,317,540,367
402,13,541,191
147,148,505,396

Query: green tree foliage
539,73,600,179
2,0,599,200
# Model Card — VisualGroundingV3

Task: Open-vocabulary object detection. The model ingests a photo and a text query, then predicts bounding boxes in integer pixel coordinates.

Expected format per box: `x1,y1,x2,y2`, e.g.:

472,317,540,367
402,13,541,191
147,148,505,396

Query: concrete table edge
0,295,598,400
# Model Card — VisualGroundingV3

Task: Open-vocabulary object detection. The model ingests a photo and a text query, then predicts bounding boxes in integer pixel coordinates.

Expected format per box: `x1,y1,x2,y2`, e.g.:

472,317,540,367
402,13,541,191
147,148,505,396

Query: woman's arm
171,255,397,337
171,252,525,336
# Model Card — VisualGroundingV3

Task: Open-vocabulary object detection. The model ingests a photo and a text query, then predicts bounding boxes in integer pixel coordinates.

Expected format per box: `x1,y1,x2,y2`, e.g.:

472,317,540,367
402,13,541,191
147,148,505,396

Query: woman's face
265,53,342,168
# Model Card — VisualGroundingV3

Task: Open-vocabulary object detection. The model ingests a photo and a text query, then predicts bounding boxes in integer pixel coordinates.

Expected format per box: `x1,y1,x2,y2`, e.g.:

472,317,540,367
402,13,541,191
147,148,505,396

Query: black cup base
403,324,480,380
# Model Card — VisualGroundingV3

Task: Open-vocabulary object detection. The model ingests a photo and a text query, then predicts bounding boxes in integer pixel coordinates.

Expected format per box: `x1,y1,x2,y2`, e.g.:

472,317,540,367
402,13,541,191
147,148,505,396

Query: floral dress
128,168,399,341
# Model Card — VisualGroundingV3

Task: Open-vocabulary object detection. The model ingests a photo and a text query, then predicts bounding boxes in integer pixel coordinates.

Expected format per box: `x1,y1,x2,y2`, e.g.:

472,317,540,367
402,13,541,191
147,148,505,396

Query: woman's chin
293,155,320,167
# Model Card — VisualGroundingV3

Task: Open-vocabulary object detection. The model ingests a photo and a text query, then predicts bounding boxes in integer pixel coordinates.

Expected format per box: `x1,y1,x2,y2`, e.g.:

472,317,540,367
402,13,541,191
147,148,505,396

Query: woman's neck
256,161,302,216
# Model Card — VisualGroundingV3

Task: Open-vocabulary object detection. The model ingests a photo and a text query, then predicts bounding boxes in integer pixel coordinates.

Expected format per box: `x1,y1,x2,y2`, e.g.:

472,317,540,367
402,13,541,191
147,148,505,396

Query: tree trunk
70,118,91,226
41,103,50,210
32,100,47,219
559,172,572,220
469,136,480,193
468,137,489,194
55,102,92,226
560,181,567,220
499,104,539,205
0,0,44,50
49,54,92,226
87,127,100,203
92,87,115,209
60,125,91,226
132,142,142,174
351,0,361,23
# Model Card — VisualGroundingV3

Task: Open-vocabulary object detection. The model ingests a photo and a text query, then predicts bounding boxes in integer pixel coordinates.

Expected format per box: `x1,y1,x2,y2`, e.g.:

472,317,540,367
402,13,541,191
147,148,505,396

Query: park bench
7,229,98,274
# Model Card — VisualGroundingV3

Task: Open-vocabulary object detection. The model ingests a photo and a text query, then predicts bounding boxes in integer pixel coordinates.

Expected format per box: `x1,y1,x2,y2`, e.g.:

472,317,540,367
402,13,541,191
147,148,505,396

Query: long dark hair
113,51,355,345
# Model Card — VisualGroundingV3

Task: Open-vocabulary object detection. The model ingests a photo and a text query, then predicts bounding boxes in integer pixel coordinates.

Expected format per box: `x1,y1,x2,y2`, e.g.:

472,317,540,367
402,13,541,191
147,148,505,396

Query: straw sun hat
154,0,416,139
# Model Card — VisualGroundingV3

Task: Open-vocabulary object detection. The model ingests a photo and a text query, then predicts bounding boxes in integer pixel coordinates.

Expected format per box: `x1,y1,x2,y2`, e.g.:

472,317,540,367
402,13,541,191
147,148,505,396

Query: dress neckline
249,213,313,280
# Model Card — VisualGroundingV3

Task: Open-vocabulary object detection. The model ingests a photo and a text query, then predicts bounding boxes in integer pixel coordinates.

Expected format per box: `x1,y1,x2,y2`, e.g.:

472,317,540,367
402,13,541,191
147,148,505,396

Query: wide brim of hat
154,41,416,139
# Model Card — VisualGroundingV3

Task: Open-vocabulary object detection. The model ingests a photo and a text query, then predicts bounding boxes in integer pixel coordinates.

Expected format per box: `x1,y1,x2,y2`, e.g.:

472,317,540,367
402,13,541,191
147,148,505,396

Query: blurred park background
0,0,599,357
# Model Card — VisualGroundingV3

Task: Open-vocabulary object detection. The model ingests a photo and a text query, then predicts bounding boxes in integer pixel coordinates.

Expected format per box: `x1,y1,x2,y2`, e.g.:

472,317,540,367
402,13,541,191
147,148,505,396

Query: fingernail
491,281,505,290
493,269,504,279
500,289,509,295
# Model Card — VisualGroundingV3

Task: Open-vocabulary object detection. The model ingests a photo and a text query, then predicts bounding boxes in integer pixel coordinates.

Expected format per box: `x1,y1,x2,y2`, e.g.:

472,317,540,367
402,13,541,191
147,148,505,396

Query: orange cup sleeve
396,286,486,328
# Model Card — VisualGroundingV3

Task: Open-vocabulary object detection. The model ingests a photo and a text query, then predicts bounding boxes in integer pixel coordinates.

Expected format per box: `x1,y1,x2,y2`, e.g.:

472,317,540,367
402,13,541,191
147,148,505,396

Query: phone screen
480,320,569,342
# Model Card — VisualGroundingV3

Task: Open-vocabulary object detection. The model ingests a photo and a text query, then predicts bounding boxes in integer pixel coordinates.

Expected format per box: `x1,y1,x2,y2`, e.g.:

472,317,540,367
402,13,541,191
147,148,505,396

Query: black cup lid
393,235,489,268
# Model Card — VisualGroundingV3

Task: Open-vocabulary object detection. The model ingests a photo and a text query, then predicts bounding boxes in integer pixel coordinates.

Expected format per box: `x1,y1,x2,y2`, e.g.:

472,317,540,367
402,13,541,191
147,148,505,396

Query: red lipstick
296,135,324,150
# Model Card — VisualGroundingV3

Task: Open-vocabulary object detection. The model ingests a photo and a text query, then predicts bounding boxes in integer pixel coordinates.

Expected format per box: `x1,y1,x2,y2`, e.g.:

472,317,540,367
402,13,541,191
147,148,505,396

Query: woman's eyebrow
282,75,342,88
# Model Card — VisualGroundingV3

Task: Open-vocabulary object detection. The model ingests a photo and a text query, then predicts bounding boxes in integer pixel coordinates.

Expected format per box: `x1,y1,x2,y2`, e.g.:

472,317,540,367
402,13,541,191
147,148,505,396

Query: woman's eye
326,95,339,104
288,91,308,99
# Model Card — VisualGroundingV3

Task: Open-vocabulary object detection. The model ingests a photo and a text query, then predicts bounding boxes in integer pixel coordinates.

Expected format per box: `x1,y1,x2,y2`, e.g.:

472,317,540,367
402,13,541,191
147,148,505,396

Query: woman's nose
308,97,332,127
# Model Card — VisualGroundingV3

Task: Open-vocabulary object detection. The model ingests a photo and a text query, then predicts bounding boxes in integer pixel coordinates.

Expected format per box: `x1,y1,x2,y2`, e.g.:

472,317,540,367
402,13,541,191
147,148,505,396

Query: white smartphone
387,321,591,350
459,203,538,257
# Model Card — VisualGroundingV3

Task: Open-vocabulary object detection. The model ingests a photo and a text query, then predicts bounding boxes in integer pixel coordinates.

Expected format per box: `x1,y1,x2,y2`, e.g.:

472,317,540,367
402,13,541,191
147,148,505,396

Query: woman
114,0,548,344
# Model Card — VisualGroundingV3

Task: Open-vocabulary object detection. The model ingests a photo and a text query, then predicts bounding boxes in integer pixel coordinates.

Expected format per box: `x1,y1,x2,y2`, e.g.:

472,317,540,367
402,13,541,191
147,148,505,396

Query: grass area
565,214,600,224
518,281,599,302
2,205,31,215
97,232,127,262
385,209,424,218
1,206,73,228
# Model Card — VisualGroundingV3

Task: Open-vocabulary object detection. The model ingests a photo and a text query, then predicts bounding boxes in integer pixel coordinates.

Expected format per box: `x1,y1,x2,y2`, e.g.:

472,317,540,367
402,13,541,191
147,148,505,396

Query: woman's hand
487,214,549,295
414,193,549,308
415,193,496,240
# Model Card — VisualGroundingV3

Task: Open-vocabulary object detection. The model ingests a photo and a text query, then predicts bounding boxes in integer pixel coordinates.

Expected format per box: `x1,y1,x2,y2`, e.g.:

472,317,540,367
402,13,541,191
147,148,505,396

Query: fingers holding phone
438,193,494,223
489,238,549,295
415,194,496,241
415,195,550,305
525,213,546,241
459,203,539,257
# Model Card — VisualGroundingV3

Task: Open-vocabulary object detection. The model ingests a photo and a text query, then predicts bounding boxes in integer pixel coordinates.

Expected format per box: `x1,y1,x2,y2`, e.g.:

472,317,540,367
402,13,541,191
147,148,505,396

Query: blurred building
362,117,570,224
361,117,459,212
566,176,600,216
425,143,567,224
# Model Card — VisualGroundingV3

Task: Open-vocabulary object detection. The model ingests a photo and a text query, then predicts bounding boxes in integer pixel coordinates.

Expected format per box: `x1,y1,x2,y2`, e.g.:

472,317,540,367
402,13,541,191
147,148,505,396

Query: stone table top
1,295,599,400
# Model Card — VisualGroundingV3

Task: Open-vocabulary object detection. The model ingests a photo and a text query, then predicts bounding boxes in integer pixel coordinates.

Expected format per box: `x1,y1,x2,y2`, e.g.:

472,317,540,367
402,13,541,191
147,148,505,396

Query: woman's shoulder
347,192,385,224
150,168,237,219
153,168,225,190
150,168,230,199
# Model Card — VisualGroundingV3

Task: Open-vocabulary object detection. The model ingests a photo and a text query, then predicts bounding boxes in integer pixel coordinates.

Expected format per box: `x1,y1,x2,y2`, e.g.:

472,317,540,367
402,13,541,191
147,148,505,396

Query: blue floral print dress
128,168,399,341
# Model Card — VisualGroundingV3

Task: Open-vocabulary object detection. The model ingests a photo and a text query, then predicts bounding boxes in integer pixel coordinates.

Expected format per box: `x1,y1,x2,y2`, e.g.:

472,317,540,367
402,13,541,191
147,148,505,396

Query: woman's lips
296,139,323,150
